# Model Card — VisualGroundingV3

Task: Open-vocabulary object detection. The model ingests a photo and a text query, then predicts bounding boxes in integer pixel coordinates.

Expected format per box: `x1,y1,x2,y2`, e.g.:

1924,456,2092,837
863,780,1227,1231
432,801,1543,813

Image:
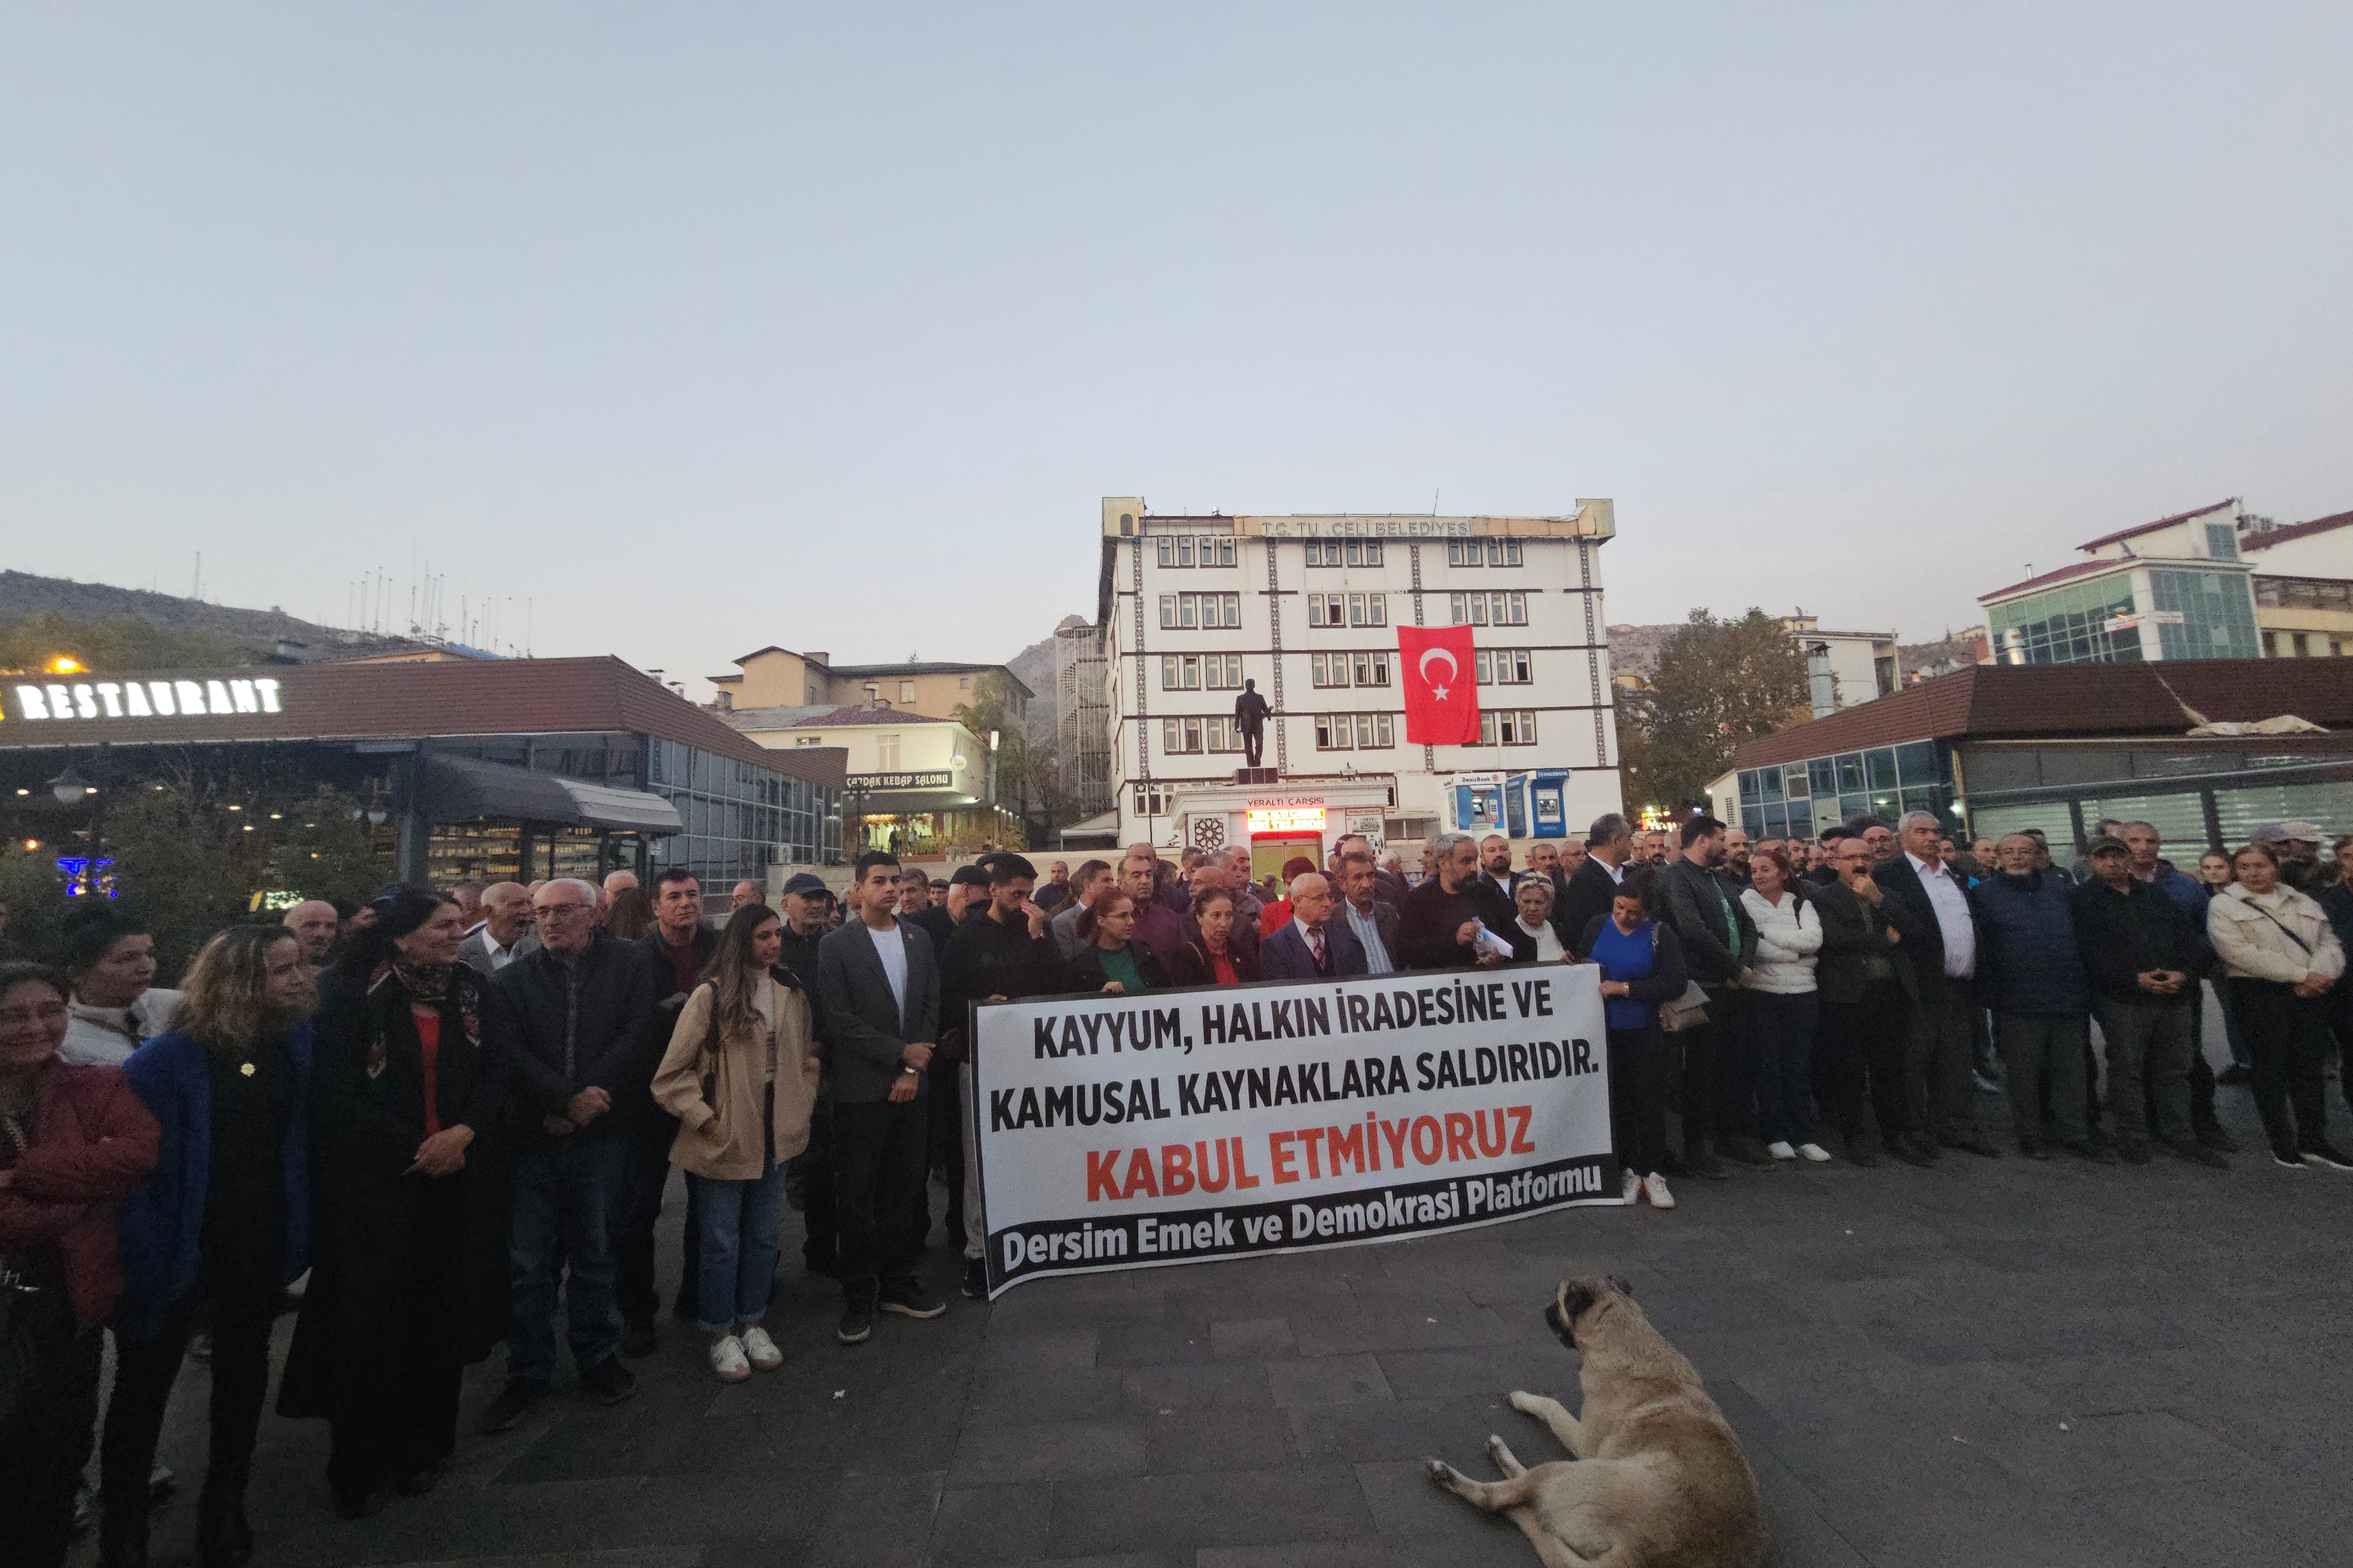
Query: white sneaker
1622,1168,1642,1204
708,1335,751,1383
1797,1143,1833,1163
1766,1141,1797,1160
1641,1173,1675,1209
740,1324,784,1370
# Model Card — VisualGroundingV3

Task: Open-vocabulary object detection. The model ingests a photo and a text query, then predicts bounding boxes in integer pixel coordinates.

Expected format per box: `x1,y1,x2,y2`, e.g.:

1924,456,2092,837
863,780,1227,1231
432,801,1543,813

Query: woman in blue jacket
101,926,314,1568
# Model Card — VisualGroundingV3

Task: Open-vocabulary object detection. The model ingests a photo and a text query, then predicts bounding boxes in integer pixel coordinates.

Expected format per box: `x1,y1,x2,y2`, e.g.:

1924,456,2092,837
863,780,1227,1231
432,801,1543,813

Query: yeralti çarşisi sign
970,963,1615,1297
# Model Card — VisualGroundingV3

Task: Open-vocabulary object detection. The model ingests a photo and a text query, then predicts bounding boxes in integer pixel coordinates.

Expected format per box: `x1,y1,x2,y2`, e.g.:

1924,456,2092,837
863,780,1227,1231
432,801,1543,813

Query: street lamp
48,765,94,806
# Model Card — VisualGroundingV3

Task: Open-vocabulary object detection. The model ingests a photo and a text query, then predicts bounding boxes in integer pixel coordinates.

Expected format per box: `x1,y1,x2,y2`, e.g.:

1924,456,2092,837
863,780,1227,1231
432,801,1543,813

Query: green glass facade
2148,568,2262,660
1985,575,2139,665
1737,740,1955,840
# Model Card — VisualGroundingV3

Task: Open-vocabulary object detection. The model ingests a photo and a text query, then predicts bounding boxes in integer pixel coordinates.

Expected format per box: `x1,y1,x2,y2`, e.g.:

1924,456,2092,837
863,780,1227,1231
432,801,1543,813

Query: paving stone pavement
88,1067,2353,1568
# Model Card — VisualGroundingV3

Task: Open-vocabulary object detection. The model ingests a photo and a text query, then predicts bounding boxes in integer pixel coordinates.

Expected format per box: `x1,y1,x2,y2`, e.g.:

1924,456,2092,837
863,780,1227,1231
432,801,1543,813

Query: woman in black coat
277,888,514,1519
1165,886,1262,987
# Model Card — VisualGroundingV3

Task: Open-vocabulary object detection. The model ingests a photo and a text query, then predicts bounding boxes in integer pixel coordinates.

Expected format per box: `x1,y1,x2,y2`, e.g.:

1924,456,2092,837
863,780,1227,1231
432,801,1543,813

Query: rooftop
1977,557,2133,603
0,655,846,789
1729,658,2353,769
2076,497,2238,552
726,703,964,732
2242,508,2353,555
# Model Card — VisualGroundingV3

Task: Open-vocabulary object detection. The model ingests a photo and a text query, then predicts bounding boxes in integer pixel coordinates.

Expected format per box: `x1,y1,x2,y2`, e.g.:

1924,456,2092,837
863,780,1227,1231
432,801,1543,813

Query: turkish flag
1397,624,1480,745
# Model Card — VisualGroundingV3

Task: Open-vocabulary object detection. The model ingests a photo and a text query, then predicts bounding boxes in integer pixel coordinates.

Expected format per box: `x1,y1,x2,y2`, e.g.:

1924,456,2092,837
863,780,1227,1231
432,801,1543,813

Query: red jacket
0,1059,162,1330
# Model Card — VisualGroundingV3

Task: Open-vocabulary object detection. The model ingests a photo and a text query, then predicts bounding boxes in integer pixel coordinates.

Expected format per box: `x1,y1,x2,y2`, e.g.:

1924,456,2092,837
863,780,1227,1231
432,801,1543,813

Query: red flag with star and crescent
1397,624,1480,745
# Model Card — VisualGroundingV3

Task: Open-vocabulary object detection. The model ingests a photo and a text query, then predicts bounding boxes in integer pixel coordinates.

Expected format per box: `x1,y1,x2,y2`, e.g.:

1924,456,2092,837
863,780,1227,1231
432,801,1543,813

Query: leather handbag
1645,924,1711,1033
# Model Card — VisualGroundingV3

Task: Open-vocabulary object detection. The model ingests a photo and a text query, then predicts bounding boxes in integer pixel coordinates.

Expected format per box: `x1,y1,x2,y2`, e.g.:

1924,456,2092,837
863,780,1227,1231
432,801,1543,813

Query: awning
420,754,683,836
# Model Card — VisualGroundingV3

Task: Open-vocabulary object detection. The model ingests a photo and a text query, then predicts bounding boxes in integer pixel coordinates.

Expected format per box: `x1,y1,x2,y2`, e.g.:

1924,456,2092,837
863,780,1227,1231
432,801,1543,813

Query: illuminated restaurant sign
8,677,284,723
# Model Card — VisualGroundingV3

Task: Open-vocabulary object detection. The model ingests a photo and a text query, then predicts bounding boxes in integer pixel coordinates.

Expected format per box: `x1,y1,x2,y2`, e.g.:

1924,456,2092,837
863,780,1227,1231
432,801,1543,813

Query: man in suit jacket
816,851,947,1344
1049,859,1117,961
459,881,539,975
1261,873,1368,980
1335,852,1403,975
1559,815,1634,959
1872,810,1995,1160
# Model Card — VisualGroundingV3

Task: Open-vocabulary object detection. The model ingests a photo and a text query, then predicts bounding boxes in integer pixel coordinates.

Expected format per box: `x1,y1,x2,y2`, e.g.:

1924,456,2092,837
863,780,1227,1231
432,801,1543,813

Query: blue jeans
1748,990,1819,1145
507,1134,626,1382
691,1161,786,1333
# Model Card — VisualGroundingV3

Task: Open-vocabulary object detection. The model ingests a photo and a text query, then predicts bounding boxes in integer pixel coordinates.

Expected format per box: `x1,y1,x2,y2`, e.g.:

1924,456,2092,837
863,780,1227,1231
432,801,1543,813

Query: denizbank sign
9,676,285,723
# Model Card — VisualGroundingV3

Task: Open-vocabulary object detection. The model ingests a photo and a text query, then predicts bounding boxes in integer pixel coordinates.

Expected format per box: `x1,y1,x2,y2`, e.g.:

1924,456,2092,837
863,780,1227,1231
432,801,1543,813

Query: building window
1985,576,2139,666
1351,650,1390,686
1204,653,1244,689
1134,786,1169,816
1475,649,1532,685
1206,715,1242,752
1199,536,1237,566
1160,716,1207,753
792,735,825,747
1317,713,1395,750
1345,541,1383,566
898,680,916,702
958,675,971,688
1305,541,1340,566
1310,652,1349,688
2205,522,2239,561
1159,592,1241,629
1346,592,1387,626
1161,655,1202,690
1447,539,1523,567
1477,710,1537,745
1448,591,1527,626
1308,593,1345,627
876,733,901,769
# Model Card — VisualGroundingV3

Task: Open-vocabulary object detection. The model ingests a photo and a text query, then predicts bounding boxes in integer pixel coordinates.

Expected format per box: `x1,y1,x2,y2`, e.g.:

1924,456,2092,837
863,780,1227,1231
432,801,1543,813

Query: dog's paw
1508,1390,1541,1414
1427,1460,1454,1486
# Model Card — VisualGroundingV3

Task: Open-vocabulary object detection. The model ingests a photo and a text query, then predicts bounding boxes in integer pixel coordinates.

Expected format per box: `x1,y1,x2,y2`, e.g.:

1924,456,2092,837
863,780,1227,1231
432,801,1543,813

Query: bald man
1259,873,1368,979
730,879,765,911
282,899,339,965
459,881,539,975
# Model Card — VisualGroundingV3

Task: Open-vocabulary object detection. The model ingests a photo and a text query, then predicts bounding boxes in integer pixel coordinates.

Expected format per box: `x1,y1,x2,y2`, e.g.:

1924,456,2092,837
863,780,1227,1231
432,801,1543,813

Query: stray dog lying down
1429,1276,1768,1568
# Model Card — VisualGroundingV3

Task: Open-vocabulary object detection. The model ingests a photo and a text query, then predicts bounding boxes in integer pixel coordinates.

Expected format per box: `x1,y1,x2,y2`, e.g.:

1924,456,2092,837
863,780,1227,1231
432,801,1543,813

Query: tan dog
1428,1276,1768,1568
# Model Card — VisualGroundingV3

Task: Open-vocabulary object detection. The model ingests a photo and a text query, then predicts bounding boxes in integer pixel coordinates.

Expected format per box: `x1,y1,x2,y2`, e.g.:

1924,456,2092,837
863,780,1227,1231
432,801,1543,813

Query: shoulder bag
1647,925,1711,1033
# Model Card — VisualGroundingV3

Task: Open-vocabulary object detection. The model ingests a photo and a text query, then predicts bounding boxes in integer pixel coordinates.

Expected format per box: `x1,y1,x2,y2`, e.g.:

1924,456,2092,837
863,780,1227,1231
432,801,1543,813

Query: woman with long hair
650,904,821,1383
57,909,184,1068
0,963,161,1568
1167,886,1261,987
604,885,655,942
1063,889,1168,994
101,927,314,1568
276,888,515,1518
2209,843,2347,1169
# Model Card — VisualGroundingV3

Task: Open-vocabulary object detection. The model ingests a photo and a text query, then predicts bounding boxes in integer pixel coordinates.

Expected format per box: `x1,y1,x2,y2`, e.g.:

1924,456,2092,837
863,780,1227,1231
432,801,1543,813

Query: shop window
1865,749,1898,790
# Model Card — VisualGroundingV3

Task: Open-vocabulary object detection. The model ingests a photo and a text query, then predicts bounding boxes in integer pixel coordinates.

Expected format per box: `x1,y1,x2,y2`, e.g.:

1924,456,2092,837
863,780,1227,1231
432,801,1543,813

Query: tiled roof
1730,659,2353,770
2076,498,2237,552
0,656,846,789
1977,558,2129,603
728,704,961,732
2242,509,2353,553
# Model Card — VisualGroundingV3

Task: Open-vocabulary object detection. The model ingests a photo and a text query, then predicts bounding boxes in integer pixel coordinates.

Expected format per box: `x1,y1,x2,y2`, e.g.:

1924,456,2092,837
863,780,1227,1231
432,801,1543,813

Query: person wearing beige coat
650,906,822,1380
2207,843,2349,1169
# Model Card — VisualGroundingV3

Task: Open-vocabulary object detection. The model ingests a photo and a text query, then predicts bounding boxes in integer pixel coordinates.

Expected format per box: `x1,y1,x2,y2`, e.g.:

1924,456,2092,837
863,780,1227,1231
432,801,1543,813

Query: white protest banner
971,960,1614,1296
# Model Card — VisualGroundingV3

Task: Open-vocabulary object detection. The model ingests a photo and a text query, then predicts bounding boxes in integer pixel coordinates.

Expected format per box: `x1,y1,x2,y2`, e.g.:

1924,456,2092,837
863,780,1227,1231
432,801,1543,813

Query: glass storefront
1737,740,1955,840
646,738,834,895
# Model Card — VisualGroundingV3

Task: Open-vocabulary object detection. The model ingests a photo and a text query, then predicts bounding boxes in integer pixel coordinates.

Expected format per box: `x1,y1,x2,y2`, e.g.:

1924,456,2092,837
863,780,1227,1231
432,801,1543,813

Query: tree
99,780,261,980
265,785,392,907
1618,609,1808,815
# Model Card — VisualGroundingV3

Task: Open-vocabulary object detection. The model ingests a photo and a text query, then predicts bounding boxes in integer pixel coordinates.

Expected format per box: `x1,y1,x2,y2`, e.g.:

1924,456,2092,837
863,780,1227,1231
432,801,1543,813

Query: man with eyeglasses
479,878,660,1433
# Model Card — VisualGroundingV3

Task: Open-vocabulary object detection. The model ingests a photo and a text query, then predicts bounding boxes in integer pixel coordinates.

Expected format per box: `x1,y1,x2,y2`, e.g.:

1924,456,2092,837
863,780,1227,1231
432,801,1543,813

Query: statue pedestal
1232,767,1279,785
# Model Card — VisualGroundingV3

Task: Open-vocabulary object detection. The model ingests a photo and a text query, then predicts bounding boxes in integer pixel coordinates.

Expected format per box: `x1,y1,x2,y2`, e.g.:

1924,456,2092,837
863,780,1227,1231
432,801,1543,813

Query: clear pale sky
5,5,2348,692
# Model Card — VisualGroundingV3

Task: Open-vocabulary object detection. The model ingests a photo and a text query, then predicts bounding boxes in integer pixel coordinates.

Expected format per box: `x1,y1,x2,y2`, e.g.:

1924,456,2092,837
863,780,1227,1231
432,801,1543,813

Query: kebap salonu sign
971,962,1615,1297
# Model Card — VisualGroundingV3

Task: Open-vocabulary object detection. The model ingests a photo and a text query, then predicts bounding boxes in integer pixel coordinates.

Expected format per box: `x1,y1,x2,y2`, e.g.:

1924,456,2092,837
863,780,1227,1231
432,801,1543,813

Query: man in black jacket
621,868,722,1340
481,879,659,1431
1874,811,1998,1160
2074,837,2221,1166
938,853,1059,1297
1657,816,1763,1175
1559,814,1634,959
1399,832,1527,969
817,851,948,1344
1811,839,1909,1165
771,871,838,1280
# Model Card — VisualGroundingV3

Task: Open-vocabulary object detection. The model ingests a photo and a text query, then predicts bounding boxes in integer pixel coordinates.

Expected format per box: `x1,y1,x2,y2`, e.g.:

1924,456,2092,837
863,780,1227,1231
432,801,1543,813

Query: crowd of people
4,812,2348,1566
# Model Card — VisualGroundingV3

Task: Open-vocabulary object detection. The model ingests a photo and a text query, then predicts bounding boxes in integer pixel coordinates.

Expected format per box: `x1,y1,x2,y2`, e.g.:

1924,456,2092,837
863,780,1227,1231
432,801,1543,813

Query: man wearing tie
1260,872,1368,981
